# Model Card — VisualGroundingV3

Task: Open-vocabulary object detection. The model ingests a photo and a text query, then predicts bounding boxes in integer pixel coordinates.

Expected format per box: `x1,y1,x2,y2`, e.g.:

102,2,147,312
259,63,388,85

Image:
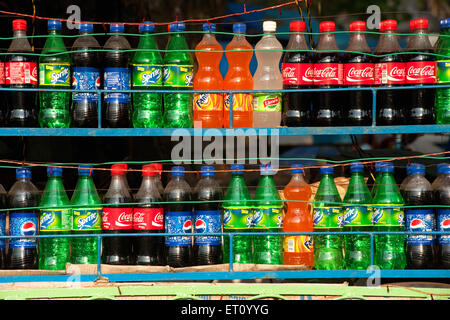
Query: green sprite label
371,205,404,227
132,64,162,86
223,207,253,229
437,60,450,83
343,206,372,227
252,93,282,112
39,63,70,86
313,207,343,229
252,206,283,229
72,208,102,231
163,65,193,87
39,208,72,232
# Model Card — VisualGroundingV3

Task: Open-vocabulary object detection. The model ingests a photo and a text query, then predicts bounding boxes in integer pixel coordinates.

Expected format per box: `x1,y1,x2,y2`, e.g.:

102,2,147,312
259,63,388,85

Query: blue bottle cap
380,162,394,173
47,166,62,177
260,163,276,175
441,164,450,174
291,164,304,174
16,168,31,179
48,20,62,30
169,23,178,32
140,21,155,33
410,163,425,175
203,23,216,32
200,166,215,176
78,165,93,176
171,166,185,177
233,23,246,34
440,18,450,29
437,163,449,174
230,164,244,174
320,166,334,174
110,24,125,33
350,163,364,172
79,23,94,33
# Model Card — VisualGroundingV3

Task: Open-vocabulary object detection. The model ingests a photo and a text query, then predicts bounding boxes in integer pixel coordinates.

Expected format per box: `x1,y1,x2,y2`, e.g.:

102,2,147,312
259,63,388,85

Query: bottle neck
347,32,370,52
316,33,339,50
13,30,27,37
287,32,308,49
48,29,61,36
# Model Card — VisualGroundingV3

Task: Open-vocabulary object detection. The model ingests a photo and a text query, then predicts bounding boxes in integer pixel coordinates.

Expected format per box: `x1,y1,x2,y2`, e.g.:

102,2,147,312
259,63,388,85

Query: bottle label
223,207,253,229
284,235,313,253
193,210,222,245
163,65,193,87
132,64,163,87
193,93,223,111
344,63,375,85
343,206,372,227
313,207,343,229
436,60,450,84
39,208,72,232
374,62,406,85
252,206,283,229
39,63,70,86
405,209,435,245
371,205,404,226
104,67,131,103
5,62,38,85
9,212,38,248
252,93,282,113
224,93,252,111
313,63,343,85
133,208,164,230
0,62,4,85
281,63,314,85
72,67,101,102
405,61,436,84
437,208,450,245
165,211,192,246
0,214,5,249
102,207,133,230
72,208,102,231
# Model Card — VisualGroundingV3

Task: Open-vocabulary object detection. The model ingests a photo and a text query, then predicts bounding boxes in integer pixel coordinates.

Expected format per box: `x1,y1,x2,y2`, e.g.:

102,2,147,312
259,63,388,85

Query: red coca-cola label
282,63,314,85
313,63,343,85
344,63,375,85
374,62,406,85
5,62,38,85
0,62,4,85
102,207,133,230
133,208,164,231
405,61,436,84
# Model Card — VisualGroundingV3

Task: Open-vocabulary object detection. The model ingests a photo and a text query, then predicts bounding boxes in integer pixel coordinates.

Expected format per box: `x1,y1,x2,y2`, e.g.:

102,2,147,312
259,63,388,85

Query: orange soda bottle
283,164,314,267
223,23,253,128
193,23,224,128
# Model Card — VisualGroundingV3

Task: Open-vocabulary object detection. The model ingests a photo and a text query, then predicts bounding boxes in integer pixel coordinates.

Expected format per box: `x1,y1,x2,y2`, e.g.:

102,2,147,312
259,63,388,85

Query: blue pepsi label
406,209,435,245
193,210,221,245
165,211,192,247
104,67,130,103
9,212,38,249
0,213,5,249
437,208,450,245
72,67,100,102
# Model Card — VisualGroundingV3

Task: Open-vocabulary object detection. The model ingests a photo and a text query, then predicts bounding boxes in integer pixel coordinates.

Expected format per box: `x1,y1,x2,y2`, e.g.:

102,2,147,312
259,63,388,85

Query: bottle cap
171,166,185,177
319,21,335,33
440,18,450,29
349,21,366,31
142,164,156,176
409,163,425,175
177,22,186,31
153,163,162,173
260,163,276,175
140,21,155,33
350,163,364,172
412,18,428,30
291,164,304,174
110,24,125,33
263,20,277,32
48,20,62,30
289,20,306,32
380,20,397,31
320,166,334,174
437,163,449,174
111,163,127,175
78,165,94,176
441,164,450,174
47,166,62,177
230,164,244,174
375,162,382,172
379,162,394,173
79,23,94,33
16,168,31,179
12,19,27,31
200,166,215,176
233,23,246,34
203,23,216,32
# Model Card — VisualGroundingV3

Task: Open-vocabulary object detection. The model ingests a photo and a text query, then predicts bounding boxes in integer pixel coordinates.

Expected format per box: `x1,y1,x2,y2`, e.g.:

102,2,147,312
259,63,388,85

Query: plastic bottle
372,162,406,269
313,166,343,270
223,164,253,263
133,164,164,265
0,184,6,268
71,165,102,264
0,49,4,125
431,163,449,190
164,166,193,267
223,23,253,128
193,166,223,265
163,22,194,128
131,21,163,128
5,19,38,127
343,163,373,270
102,164,133,265
39,20,71,128
371,162,384,197
283,164,313,267
103,24,131,128
7,168,40,269
281,20,313,126
312,21,343,126
252,21,283,127
435,18,450,124
152,163,165,195
39,167,71,270
193,23,224,128
343,21,374,126
71,23,101,128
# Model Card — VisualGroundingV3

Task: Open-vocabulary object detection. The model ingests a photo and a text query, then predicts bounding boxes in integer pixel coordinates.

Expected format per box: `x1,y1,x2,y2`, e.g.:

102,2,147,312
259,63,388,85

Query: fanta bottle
224,23,253,128
193,23,224,128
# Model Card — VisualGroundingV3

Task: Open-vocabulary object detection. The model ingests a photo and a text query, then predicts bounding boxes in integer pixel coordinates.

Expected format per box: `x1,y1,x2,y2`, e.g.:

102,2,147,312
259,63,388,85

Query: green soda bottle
163,22,194,128
343,163,373,270
131,21,163,128
39,167,71,270
71,165,102,264
313,166,343,270
223,164,253,263
372,162,406,269
371,162,383,197
253,164,283,264
39,20,71,128
435,18,450,124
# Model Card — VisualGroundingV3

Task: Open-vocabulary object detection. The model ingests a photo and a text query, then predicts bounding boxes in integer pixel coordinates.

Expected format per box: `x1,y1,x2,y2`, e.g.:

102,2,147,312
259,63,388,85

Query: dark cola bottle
343,21,374,126
0,184,7,268
312,21,343,126
374,20,405,126
281,20,313,126
101,164,133,265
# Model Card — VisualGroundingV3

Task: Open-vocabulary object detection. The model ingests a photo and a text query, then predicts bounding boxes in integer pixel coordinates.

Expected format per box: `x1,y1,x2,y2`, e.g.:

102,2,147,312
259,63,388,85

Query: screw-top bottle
371,162,384,196
435,18,450,124
0,184,6,268
433,163,450,268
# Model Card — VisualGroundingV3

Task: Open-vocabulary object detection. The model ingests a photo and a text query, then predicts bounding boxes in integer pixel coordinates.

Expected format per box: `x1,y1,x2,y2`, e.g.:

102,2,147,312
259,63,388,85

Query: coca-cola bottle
281,20,313,126
374,20,405,126
312,21,343,126
404,18,436,124
343,21,374,126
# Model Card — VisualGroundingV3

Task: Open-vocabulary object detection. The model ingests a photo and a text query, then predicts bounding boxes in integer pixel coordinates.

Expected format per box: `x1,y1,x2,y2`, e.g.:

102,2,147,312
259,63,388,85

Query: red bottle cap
12,19,27,31
142,164,156,176
349,21,366,31
153,163,163,173
111,163,127,175
290,20,306,32
380,20,397,31
412,18,428,30
319,21,335,32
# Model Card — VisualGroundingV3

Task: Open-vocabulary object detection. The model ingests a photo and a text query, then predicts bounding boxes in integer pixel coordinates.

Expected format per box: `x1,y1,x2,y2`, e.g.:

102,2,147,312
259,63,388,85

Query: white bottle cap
263,21,277,32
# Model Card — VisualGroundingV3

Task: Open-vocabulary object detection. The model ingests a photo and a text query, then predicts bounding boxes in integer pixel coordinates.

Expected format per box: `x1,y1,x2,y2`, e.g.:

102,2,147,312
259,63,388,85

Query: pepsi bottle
193,166,223,265
0,184,7,269
433,163,450,269
164,166,192,267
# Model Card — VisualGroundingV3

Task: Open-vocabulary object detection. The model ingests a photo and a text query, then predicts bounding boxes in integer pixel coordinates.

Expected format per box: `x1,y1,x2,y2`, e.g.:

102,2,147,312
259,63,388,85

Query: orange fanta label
224,93,253,111
193,93,223,111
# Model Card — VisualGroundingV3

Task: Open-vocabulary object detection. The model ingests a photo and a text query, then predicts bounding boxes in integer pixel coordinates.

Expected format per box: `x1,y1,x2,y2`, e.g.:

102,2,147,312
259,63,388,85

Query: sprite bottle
435,18,450,124
39,167,72,270
313,166,344,270
223,164,253,264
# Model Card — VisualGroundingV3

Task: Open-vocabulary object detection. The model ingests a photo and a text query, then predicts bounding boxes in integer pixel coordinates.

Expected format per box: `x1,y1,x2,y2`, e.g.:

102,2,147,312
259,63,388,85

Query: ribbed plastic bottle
435,18,450,124
0,184,6,268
